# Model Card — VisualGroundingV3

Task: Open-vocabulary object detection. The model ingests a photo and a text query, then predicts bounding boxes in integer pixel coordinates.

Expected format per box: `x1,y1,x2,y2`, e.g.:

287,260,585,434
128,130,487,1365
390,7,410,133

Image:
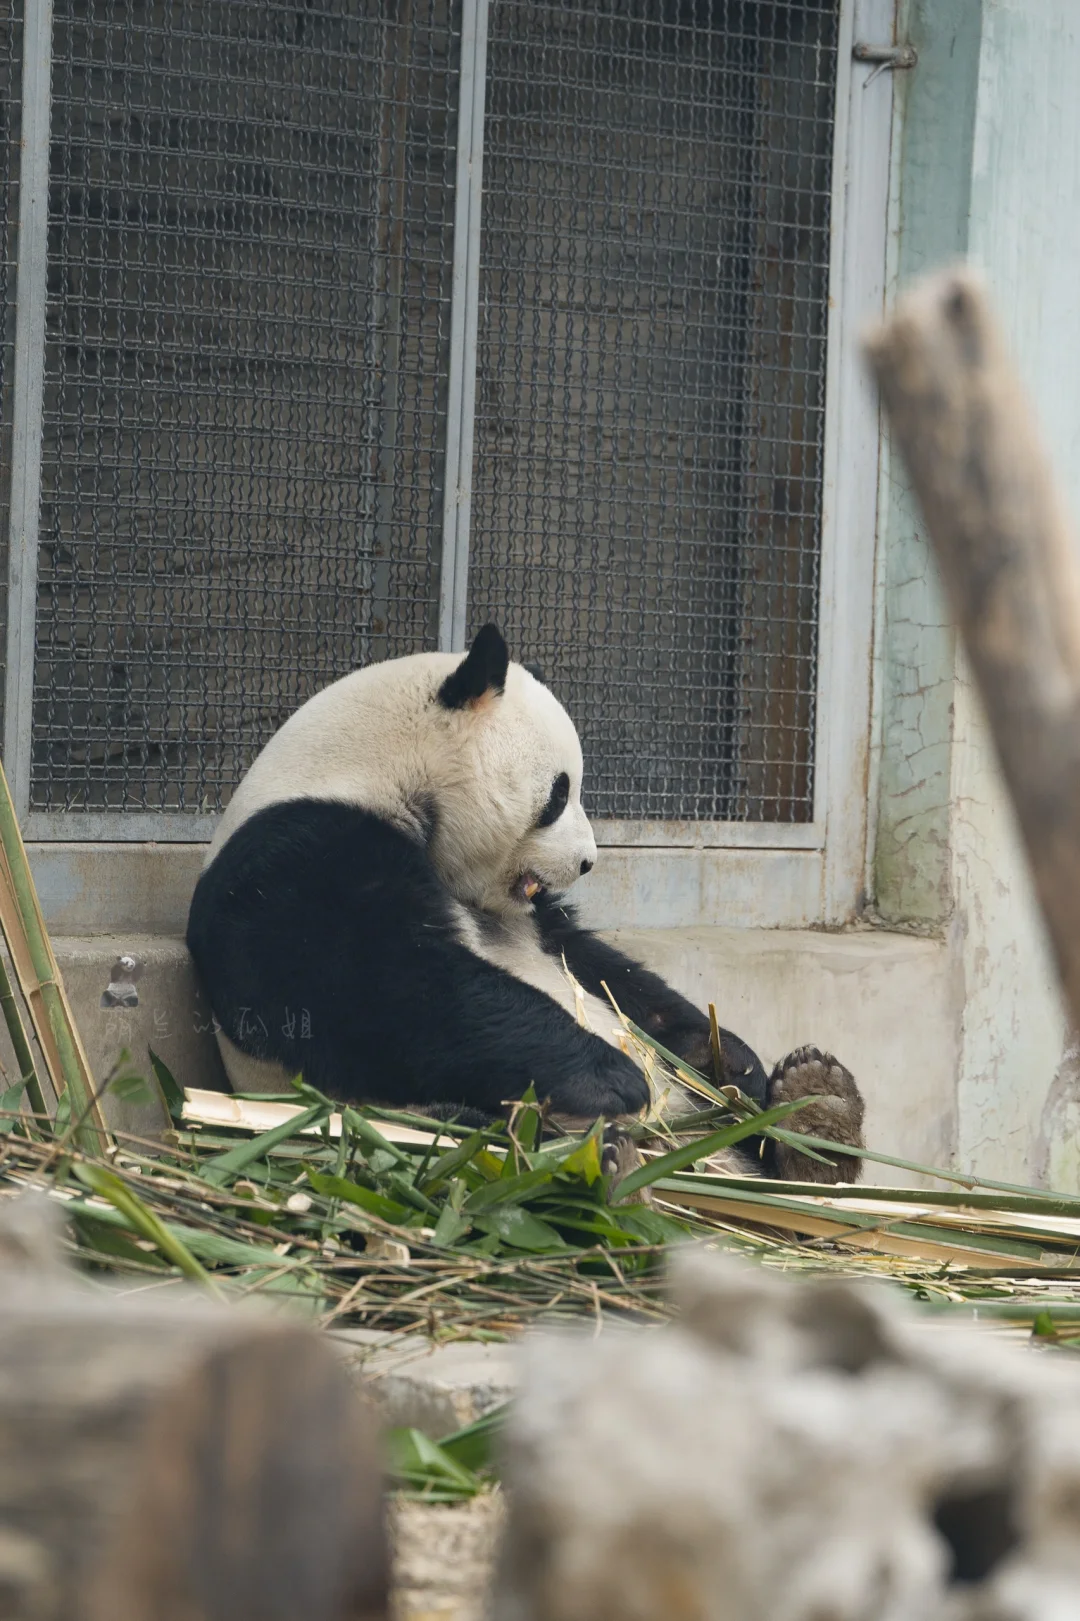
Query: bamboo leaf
148,1046,185,1117
437,1403,507,1474
306,1170,411,1225
465,1164,555,1212
472,1204,567,1251
385,1427,482,1497
557,1130,604,1186
613,1098,820,1201
419,1129,494,1193
430,1179,472,1247
72,1162,218,1289
200,1100,330,1187
0,1078,26,1133
515,1085,542,1153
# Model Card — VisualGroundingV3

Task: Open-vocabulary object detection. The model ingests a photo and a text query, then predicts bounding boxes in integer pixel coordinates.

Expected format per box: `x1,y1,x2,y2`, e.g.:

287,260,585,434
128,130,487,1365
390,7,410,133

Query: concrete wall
872,0,1080,1185
11,927,954,1190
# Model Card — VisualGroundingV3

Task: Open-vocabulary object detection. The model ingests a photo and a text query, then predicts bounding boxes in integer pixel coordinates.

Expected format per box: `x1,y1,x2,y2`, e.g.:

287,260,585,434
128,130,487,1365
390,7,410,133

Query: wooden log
0,1194,388,1621
864,266,1080,1033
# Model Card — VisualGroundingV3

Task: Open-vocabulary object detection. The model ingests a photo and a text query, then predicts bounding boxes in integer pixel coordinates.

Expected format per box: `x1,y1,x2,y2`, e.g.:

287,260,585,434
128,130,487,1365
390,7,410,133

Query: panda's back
207,651,462,867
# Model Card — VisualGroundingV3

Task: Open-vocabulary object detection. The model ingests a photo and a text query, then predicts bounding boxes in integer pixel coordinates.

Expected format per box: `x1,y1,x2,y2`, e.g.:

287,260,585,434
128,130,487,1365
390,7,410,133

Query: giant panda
186,624,865,1182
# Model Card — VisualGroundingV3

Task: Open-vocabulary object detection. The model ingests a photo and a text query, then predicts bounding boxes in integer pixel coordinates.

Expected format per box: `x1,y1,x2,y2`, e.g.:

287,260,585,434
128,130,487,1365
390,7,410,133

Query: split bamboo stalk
0,758,105,1143
864,266,1080,1035
0,946,46,1117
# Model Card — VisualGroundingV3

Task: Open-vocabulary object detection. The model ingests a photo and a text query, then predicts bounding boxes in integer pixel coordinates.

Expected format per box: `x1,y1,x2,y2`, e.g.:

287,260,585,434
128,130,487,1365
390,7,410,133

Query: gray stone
491,1248,1080,1621
331,1329,516,1438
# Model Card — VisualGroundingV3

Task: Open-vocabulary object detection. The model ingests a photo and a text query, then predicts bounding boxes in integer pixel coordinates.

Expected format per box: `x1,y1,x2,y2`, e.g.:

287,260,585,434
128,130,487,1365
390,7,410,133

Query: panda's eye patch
537,771,570,828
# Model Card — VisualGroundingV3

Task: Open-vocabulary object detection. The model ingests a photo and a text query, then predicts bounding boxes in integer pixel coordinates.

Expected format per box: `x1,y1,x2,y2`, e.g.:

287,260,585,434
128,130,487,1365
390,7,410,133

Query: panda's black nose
580,858,593,875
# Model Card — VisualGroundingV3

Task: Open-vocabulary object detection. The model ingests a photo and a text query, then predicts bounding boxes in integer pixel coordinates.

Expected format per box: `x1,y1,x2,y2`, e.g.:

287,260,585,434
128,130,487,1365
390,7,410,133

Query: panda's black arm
532,896,769,1106
186,801,653,1123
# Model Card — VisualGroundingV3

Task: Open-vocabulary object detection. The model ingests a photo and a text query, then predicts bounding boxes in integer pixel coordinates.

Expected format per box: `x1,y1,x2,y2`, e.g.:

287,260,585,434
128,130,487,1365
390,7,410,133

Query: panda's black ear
438,624,510,710
523,662,546,686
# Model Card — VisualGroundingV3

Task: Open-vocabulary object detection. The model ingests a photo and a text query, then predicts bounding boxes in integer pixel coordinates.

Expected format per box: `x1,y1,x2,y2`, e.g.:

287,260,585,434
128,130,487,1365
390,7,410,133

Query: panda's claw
766,1046,865,1185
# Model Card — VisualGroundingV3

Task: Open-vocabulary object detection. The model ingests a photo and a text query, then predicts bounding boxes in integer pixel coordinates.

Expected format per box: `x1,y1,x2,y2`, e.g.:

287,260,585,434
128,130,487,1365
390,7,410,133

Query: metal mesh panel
31,0,459,813
0,0,21,728
468,0,839,822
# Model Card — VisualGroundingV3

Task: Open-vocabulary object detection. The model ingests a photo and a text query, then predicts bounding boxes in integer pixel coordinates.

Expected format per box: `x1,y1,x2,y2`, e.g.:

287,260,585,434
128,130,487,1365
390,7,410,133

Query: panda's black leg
532,896,769,1104
760,1047,865,1184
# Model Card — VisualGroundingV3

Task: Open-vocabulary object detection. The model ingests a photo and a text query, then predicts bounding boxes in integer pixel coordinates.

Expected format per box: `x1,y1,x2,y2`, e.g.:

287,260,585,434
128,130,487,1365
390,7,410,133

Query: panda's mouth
512,870,546,904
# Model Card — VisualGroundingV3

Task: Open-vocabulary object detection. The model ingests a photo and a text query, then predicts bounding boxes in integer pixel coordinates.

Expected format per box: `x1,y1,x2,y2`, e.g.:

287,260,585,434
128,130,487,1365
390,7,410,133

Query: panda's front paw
767,1046,865,1185
601,1124,650,1204
544,1044,650,1123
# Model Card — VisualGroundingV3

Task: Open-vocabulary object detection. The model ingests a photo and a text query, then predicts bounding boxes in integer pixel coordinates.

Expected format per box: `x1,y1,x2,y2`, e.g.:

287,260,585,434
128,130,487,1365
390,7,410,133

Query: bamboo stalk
864,265,1080,1035
0,758,105,1145
0,947,46,1117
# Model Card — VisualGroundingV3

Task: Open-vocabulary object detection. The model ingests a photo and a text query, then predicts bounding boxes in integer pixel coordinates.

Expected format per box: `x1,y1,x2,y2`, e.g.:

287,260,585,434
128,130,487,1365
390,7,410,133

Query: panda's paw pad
601,1125,650,1204
767,1046,865,1186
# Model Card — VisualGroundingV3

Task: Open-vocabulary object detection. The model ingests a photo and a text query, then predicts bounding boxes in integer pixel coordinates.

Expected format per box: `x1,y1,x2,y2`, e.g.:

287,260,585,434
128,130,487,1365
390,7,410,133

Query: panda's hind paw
767,1046,865,1185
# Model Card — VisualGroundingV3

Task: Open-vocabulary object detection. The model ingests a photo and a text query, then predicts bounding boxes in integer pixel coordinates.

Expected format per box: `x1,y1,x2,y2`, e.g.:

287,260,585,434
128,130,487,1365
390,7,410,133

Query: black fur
186,799,650,1120
532,894,770,1107
437,624,509,710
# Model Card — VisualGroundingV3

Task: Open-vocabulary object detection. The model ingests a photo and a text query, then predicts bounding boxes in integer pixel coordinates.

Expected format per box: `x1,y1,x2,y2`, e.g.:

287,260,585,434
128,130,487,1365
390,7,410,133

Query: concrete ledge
0,926,958,1181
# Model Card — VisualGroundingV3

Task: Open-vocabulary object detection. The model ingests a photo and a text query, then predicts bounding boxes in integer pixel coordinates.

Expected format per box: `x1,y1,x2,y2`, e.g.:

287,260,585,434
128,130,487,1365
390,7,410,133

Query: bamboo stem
864,265,1080,1035
0,757,105,1146
0,946,46,1116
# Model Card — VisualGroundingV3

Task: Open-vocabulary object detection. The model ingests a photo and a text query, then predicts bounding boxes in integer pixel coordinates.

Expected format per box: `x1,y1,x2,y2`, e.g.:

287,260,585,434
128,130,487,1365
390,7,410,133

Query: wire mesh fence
0,0,840,826
468,0,838,822
30,0,458,812
0,0,21,729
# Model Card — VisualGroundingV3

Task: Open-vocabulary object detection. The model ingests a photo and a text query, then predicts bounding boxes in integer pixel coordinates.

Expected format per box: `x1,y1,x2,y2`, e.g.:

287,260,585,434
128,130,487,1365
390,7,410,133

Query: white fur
208,653,596,918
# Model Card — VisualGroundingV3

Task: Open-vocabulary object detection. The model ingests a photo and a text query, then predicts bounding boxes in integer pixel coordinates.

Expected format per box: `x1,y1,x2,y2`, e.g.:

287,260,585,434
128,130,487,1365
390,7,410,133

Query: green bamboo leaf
72,1212,171,1268
72,1162,218,1289
557,1131,604,1186
306,1171,411,1225
148,1046,185,1117
472,1204,566,1251
612,1097,820,1202
340,1107,412,1167
0,1078,26,1132
515,1084,541,1153
419,1130,494,1193
437,1403,507,1474
385,1427,482,1497
431,1207,473,1248
430,1178,472,1247
385,1171,441,1216
612,1207,696,1246
69,1196,304,1267
464,1164,555,1212
200,1100,330,1187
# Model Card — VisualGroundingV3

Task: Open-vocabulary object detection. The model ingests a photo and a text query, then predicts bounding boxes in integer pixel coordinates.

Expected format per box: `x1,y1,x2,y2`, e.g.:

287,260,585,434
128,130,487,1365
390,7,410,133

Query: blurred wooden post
0,1194,388,1621
865,266,1080,1034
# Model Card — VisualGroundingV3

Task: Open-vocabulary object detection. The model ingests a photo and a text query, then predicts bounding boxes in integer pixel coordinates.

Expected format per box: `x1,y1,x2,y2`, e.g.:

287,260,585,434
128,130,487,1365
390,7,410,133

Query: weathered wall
872,0,1080,1185
948,0,1080,1180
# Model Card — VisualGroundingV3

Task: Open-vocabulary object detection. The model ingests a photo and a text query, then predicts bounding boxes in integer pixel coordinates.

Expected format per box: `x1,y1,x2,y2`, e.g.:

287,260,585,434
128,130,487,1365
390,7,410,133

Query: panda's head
429,625,597,918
